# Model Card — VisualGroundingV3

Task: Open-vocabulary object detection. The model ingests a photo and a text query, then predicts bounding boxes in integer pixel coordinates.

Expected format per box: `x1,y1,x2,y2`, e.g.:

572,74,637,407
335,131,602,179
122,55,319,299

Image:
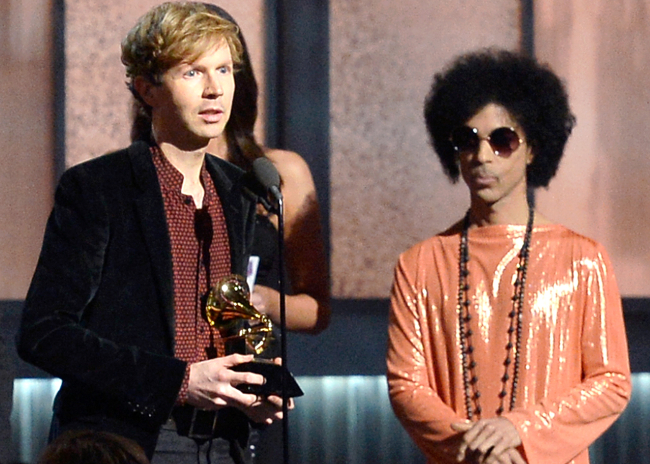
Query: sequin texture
387,223,631,464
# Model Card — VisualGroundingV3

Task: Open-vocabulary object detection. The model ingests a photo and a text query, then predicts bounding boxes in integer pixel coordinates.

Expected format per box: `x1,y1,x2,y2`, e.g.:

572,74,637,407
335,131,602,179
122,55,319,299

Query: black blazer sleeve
17,148,186,427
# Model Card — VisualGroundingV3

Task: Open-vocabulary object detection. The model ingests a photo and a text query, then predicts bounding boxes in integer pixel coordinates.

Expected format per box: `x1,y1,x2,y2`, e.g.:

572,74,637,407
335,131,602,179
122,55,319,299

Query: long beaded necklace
457,206,534,420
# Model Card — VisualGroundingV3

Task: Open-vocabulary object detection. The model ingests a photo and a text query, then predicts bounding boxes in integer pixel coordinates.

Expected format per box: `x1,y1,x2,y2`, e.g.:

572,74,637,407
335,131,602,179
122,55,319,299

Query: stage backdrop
534,0,650,297
0,0,54,299
7,0,649,302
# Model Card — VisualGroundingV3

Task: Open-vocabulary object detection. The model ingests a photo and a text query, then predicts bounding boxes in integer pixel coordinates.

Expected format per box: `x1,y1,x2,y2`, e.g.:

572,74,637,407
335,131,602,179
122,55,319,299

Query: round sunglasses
449,126,523,157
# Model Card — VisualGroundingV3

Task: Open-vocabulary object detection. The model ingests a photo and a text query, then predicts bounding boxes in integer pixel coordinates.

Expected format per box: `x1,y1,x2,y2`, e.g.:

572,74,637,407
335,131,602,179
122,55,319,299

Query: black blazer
16,141,256,455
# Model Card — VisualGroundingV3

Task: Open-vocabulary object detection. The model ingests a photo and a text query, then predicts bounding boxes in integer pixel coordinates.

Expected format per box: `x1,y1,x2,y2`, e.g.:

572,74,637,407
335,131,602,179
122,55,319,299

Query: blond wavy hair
121,1,242,87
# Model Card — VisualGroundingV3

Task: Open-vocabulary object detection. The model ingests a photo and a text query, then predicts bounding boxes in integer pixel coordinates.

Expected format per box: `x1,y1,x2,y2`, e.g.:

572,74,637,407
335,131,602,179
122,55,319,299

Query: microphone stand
276,195,290,464
250,158,289,464
269,191,289,464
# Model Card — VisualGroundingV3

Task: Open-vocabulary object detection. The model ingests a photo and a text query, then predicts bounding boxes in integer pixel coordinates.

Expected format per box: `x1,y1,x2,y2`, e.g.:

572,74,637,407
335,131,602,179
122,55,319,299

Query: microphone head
252,157,280,191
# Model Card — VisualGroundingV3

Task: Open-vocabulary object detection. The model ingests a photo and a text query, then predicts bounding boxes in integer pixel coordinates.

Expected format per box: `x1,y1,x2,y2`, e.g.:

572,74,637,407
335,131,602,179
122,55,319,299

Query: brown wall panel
330,0,522,298
534,0,650,296
0,0,54,299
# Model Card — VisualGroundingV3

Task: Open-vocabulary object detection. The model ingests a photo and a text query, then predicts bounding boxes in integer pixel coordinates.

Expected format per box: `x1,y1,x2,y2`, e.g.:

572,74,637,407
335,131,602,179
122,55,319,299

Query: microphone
252,157,282,205
241,158,279,212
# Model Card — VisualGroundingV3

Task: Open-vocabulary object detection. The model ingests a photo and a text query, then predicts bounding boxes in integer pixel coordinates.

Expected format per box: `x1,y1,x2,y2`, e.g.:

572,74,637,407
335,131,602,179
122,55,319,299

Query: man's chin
166,136,212,153
191,125,227,143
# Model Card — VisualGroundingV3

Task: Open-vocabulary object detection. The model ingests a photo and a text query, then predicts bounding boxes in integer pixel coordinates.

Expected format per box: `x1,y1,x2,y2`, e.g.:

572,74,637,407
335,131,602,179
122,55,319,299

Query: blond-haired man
18,3,283,462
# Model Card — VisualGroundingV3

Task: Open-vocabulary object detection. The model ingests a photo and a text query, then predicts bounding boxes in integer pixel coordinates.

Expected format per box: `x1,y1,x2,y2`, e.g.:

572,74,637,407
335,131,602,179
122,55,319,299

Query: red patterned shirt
151,146,232,403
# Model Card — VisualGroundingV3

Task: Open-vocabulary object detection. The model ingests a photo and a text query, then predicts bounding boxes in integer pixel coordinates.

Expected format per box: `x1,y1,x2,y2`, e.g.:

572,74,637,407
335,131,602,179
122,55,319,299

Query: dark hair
130,3,264,170
423,48,576,188
37,430,149,464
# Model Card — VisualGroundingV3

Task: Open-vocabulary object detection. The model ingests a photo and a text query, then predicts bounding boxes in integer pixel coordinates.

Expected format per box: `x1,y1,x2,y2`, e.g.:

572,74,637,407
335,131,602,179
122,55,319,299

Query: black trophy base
231,360,303,398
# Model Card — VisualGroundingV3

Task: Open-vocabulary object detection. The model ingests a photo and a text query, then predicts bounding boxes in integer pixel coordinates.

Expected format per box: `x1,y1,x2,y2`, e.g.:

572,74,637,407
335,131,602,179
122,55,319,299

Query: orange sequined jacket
387,223,631,464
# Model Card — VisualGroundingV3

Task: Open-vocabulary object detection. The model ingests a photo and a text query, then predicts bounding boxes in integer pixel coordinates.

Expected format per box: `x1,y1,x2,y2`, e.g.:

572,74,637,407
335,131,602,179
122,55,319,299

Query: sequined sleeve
504,242,631,463
387,243,465,463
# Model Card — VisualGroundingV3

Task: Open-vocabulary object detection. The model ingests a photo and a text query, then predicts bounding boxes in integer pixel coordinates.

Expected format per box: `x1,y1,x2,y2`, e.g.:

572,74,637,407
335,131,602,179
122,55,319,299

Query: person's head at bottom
37,430,150,464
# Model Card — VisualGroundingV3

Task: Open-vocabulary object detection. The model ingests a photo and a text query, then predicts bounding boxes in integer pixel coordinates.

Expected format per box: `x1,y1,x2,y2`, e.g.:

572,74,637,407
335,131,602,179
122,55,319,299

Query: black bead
457,206,532,420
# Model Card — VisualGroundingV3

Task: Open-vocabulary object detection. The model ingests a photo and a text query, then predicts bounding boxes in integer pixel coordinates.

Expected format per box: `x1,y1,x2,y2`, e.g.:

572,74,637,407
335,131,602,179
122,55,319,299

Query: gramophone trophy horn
205,274,274,355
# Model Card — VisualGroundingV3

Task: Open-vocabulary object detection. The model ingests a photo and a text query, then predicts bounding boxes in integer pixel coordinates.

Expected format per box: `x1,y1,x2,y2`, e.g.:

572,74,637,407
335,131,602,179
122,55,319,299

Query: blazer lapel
128,142,176,347
205,154,255,277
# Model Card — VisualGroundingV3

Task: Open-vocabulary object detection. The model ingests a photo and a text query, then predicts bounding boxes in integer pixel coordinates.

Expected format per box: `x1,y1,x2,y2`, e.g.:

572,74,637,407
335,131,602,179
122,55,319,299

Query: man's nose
203,74,224,98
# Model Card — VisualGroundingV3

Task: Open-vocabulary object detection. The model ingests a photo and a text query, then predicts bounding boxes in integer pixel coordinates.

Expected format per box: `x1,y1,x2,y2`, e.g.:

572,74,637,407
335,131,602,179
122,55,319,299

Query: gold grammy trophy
205,274,303,397
206,274,273,355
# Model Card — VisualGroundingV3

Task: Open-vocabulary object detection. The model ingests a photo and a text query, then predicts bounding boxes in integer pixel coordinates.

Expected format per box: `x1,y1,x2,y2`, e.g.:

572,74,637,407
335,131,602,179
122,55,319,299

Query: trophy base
232,360,303,398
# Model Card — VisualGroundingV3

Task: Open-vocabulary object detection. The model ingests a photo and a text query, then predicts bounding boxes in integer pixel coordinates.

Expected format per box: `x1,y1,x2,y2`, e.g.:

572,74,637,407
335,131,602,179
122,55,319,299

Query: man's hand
452,418,525,464
186,354,289,424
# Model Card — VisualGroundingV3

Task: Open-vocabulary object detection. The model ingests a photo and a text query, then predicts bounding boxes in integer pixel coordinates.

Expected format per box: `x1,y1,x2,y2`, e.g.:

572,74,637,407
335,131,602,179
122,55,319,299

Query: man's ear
133,76,157,108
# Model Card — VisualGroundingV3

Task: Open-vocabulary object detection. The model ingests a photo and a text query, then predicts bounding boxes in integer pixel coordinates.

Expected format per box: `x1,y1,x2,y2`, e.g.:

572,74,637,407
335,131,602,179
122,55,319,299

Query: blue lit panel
10,375,650,464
